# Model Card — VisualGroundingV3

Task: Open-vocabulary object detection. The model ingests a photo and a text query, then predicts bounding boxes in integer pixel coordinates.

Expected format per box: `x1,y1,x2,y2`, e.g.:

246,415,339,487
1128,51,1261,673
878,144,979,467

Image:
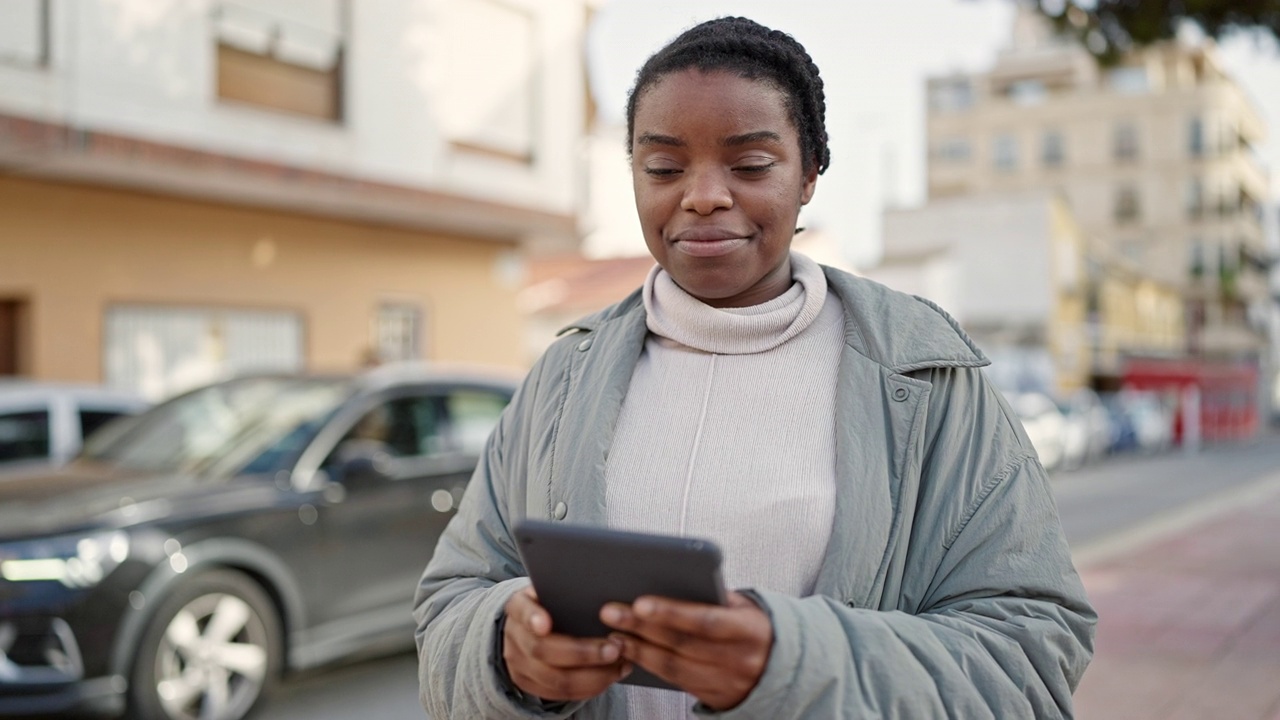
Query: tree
1023,0,1280,63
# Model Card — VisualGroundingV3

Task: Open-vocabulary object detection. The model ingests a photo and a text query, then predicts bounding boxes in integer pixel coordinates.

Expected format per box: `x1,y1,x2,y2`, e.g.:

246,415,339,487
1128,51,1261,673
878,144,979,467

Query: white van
0,381,148,471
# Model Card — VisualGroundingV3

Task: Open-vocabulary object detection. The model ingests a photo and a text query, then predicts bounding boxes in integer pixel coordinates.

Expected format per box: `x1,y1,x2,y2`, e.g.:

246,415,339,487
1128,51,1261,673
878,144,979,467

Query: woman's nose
680,167,733,215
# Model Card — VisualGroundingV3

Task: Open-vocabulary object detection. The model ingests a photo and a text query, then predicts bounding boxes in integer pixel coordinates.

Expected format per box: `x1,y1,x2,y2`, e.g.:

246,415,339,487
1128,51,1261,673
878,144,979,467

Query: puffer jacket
412,265,1096,719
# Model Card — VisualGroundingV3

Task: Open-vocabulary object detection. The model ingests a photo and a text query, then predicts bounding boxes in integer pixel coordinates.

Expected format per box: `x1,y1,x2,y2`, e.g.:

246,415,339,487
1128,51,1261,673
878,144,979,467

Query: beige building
869,192,1182,396
926,10,1270,362
0,0,590,399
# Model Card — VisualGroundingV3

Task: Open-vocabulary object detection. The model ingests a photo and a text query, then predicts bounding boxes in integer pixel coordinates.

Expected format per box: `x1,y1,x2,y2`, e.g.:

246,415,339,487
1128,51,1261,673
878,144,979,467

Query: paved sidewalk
1072,475,1280,720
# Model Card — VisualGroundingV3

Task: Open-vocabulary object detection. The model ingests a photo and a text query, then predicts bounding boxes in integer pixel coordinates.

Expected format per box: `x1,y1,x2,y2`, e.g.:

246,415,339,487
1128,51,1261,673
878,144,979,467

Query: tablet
513,519,727,689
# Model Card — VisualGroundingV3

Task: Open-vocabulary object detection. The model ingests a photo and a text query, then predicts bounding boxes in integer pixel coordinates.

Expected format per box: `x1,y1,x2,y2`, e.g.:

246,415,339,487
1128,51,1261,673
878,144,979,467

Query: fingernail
600,642,619,662
601,605,622,624
634,598,654,617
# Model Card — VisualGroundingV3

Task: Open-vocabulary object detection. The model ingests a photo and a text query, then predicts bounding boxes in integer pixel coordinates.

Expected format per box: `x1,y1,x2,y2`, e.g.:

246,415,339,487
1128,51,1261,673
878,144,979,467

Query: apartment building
925,10,1270,363
0,0,589,398
870,192,1183,396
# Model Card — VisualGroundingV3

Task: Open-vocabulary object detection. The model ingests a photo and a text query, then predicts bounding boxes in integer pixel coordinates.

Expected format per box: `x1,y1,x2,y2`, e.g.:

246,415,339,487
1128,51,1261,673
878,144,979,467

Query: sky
584,0,1280,267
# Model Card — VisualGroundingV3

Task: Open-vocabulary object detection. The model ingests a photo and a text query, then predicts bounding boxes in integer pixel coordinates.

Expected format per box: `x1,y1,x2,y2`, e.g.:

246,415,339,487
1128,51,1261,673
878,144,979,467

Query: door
306,385,511,647
0,299,28,376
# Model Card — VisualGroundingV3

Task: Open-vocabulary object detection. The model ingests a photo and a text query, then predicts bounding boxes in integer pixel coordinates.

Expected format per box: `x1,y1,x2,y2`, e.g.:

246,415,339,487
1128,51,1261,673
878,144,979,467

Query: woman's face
630,69,818,308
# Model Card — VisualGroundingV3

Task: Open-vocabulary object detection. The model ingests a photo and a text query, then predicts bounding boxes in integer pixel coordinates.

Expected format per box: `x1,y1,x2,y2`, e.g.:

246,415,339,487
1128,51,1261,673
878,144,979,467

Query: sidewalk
1072,475,1280,720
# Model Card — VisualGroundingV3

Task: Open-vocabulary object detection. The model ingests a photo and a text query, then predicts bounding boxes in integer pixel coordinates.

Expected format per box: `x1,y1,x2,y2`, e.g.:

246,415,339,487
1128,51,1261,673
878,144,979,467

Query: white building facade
0,0,591,395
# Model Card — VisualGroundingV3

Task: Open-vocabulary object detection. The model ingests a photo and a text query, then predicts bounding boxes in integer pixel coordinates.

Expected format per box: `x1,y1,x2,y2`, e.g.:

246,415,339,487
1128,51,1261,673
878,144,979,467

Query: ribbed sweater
604,252,842,719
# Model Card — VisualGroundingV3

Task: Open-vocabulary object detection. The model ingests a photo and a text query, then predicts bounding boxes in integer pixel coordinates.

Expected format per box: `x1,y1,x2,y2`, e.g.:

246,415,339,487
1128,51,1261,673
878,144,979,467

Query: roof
519,254,655,316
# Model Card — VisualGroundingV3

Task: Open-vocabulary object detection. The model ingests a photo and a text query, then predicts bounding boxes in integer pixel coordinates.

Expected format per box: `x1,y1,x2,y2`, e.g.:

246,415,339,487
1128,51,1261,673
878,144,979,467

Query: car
1009,391,1068,472
1102,389,1174,455
0,382,149,473
1057,389,1112,471
0,362,519,719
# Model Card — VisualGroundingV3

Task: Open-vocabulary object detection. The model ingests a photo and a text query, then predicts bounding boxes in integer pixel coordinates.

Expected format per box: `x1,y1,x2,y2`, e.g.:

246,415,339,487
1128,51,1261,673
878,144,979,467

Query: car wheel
129,569,282,720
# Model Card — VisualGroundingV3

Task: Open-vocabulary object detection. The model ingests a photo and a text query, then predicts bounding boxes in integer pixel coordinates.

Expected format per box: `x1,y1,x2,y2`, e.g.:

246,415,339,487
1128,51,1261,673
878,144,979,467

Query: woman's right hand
502,586,633,701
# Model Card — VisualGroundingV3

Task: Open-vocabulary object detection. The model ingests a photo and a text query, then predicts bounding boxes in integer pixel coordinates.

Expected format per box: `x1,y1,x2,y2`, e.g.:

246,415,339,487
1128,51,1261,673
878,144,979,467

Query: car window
0,410,51,463
330,395,443,464
79,409,129,441
443,389,509,455
83,377,352,477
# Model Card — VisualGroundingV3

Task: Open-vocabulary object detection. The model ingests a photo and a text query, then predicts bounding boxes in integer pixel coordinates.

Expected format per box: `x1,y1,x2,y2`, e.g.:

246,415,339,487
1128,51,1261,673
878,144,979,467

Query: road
264,431,1280,719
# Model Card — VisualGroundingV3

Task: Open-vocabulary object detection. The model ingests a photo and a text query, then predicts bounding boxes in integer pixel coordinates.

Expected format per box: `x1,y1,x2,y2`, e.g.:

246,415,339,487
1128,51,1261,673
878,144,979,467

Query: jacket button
553,502,568,520
892,387,909,402
577,338,592,352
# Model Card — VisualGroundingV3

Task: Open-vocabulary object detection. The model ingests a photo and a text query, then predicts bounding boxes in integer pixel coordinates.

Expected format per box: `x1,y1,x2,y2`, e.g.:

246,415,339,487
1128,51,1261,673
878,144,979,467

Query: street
265,432,1280,719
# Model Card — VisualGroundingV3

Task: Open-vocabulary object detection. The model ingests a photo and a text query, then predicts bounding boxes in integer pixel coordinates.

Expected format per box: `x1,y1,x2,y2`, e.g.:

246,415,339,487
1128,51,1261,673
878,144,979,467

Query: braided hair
625,17,831,176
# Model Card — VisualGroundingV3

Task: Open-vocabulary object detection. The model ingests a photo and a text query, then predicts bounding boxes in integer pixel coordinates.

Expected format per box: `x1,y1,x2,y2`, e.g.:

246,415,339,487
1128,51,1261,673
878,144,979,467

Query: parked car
1010,391,1068,472
1102,390,1175,454
1057,389,1112,471
0,382,148,472
0,362,519,719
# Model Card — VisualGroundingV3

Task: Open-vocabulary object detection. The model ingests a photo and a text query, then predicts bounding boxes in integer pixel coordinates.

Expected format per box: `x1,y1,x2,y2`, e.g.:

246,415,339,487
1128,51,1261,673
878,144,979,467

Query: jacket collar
556,265,989,373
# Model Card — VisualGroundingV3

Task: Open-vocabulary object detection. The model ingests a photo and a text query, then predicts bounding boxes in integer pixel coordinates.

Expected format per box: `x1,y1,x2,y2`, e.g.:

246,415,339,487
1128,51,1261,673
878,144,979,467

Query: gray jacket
413,266,1096,719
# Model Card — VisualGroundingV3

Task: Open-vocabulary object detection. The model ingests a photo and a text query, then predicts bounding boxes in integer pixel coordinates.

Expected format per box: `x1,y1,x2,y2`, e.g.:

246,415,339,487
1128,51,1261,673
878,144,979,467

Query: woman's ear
800,166,819,205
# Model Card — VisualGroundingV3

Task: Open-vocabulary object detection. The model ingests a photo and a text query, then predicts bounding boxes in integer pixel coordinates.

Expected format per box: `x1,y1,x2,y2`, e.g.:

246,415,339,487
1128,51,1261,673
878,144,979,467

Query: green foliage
1024,0,1280,63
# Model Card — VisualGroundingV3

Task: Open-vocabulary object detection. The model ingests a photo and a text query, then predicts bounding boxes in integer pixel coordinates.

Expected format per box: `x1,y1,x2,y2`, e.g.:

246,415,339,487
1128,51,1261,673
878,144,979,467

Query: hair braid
625,17,831,175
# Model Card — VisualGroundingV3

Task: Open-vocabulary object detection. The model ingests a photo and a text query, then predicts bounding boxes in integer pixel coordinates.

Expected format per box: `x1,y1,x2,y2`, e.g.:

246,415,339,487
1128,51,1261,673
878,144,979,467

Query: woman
414,17,1094,719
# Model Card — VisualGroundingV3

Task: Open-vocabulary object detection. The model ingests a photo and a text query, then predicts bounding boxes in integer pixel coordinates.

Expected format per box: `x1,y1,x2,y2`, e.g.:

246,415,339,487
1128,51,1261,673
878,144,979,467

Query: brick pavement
1072,475,1280,720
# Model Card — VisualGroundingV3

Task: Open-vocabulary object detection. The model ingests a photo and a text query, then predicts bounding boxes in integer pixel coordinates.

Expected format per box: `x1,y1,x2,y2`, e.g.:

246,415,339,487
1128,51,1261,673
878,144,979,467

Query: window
374,304,421,363
933,137,971,163
1114,122,1139,161
993,134,1018,171
1186,176,1204,218
1114,185,1140,223
444,390,510,455
1190,238,1205,278
0,0,47,67
929,78,974,113
105,305,304,401
214,0,346,121
79,410,129,443
1188,116,1204,157
1108,67,1149,94
438,0,537,162
326,395,444,470
1042,131,1064,167
1007,79,1047,106
0,410,50,464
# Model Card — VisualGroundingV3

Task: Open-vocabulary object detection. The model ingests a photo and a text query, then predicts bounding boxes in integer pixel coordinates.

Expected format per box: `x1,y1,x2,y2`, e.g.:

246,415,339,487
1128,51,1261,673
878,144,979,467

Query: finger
632,596,766,644
513,632,625,670
612,633,759,710
506,587,552,636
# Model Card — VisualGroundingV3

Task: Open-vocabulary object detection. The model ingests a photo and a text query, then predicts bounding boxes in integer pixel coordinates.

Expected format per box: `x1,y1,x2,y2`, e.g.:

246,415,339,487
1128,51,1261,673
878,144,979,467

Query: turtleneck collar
642,252,828,355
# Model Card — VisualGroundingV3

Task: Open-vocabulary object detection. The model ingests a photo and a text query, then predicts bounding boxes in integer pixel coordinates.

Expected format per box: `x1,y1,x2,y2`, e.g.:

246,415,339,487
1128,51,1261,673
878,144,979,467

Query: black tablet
513,519,728,689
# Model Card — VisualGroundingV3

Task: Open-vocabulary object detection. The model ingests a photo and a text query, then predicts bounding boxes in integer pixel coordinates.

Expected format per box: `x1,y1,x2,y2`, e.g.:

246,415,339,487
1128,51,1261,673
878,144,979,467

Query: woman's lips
673,237,749,257
670,228,751,257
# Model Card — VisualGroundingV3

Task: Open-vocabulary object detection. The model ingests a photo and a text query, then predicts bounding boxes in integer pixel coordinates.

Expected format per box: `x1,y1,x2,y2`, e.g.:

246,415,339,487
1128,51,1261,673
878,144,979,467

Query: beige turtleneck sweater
604,252,843,718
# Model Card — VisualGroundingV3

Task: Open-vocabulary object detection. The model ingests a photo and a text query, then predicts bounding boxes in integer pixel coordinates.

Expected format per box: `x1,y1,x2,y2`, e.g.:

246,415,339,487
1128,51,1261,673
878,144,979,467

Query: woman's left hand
599,591,772,710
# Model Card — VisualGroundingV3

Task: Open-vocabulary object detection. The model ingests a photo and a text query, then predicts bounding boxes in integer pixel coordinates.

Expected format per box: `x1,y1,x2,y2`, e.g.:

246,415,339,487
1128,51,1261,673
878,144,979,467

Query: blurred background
1,1,1279,719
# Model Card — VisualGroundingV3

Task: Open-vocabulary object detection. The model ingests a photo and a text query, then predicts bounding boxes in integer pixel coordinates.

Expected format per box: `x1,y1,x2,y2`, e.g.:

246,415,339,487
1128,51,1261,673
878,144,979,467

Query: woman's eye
734,163,776,174
644,167,681,177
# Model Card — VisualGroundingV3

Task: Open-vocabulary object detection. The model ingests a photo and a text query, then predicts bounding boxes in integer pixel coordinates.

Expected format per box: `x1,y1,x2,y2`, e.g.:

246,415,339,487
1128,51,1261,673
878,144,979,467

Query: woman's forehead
632,69,793,134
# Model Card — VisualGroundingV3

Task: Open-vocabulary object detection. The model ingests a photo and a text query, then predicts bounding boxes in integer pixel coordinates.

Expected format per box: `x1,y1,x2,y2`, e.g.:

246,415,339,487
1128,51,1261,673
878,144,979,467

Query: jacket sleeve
702,375,1096,719
411,356,585,720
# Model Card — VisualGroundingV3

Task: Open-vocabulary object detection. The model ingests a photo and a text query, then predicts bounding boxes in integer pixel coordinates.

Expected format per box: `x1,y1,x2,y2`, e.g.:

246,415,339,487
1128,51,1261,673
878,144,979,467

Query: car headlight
0,531,130,589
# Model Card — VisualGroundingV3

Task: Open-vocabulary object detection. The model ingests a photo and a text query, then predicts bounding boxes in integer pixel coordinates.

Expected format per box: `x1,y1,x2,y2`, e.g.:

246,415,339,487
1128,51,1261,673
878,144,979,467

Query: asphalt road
264,430,1280,719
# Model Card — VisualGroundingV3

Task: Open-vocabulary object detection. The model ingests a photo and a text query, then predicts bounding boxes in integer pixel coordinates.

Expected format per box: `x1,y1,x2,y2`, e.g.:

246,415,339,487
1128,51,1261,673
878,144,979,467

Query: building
925,10,1271,364
869,191,1182,396
0,0,589,399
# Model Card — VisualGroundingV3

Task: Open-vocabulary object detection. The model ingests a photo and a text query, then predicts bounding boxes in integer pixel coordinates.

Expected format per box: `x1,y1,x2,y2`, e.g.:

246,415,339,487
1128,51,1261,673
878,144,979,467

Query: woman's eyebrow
636,132,684,147
723,131,782,147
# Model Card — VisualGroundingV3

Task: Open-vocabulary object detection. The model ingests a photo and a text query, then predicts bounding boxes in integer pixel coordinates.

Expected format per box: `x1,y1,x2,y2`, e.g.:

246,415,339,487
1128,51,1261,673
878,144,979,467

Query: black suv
0,363,519,719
